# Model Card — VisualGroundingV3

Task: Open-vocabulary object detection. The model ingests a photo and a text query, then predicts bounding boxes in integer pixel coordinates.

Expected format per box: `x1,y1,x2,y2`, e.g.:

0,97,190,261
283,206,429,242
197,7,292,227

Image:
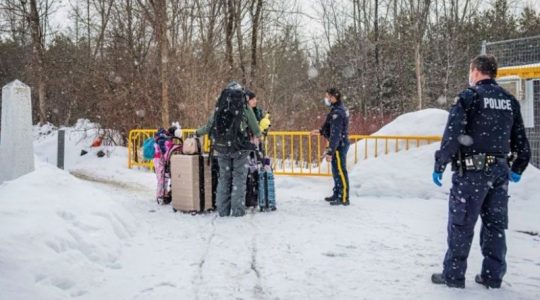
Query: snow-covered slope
0,161,136,299
340,108,448,168
33,119,155,189
349,142,540,233
350,142,540,201
33,119,121,170
371,108,448,136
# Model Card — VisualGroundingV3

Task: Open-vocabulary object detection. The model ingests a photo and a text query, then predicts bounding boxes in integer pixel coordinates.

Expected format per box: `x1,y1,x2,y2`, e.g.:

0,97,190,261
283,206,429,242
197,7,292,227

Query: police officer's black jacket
320,101,349,155
435,79,531,174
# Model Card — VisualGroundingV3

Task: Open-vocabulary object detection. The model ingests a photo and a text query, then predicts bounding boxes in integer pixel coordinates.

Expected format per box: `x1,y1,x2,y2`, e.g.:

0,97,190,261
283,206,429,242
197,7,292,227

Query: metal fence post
57,129,65,170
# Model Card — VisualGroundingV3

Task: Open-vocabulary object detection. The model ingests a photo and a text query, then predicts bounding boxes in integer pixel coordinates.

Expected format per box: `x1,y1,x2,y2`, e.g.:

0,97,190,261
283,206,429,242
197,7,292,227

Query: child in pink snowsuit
154,130,173,204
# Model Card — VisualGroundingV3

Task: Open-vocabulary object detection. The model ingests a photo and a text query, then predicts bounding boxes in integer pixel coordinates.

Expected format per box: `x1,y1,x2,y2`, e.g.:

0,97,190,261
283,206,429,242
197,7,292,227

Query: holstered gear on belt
452,152,507,173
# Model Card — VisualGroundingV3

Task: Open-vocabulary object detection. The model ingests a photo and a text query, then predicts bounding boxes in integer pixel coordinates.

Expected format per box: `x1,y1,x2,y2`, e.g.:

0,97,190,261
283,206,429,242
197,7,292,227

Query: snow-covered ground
1,113,539,300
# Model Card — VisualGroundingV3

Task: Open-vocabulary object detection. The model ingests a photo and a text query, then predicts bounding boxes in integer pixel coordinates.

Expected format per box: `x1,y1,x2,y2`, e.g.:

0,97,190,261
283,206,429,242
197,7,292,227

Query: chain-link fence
484,36,540,168
483,36,540,67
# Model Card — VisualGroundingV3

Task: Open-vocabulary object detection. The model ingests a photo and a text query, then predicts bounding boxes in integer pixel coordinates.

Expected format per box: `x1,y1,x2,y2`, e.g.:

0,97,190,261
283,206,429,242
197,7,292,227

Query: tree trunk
156,0,170,127
225,0,235,77
415,43,423,110
93,0,114,59
202,0,220,67
249,0,262,86
374,0,381,106
411,0,431,111
29,0,47,124
87,0,91,59
235,1,247,84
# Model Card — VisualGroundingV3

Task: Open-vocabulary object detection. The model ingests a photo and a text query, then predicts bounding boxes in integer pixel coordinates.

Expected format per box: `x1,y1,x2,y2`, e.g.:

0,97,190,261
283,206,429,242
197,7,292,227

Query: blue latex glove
509,172,521,183
432,171,443,187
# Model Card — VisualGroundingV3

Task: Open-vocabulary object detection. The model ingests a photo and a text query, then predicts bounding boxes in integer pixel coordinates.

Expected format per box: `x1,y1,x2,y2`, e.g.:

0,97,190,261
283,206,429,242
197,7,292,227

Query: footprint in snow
336,244,357,249
322,252,347,258
156,282,177,288
56,210,76,221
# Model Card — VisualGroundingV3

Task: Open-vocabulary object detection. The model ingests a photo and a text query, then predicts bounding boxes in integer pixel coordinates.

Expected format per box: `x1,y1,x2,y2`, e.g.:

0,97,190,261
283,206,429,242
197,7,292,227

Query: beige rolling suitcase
170,154,213,213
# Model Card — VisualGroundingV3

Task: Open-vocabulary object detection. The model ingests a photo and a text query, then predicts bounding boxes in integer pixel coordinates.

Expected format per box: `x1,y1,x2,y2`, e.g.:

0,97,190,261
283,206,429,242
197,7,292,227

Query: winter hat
226,80,242,90
169,121,182,138
245,89,256,100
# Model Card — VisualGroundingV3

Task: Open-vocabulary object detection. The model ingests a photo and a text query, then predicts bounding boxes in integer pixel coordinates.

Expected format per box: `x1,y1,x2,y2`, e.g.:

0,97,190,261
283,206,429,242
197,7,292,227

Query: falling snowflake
458,135,474,146
307,67,319,79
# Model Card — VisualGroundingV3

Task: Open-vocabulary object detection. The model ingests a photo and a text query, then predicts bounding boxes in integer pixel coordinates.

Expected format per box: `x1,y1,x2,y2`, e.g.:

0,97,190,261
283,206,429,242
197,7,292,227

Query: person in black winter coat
311,87,350,206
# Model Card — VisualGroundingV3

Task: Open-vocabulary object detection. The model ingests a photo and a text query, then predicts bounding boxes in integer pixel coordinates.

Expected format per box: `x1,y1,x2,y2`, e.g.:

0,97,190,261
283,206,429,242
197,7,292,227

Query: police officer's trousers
331,142,350,203
443,159,509,287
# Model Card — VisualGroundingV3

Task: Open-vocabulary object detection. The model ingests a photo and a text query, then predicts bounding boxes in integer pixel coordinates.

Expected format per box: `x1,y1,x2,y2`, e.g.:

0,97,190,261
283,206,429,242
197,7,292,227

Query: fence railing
128,129,441,176
127,129,210,169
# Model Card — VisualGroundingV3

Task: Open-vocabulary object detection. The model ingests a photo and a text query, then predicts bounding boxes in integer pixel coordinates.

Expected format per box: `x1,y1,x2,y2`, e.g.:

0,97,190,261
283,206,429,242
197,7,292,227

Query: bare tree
3,0,540,137
0,1,30,45
28,0,48,123
436,0,473,101
408,0,432,110
235,0,247,83
0,0,55,123
249,0,263,86
92,0,114,59
224,0,236,77
137,0,170,127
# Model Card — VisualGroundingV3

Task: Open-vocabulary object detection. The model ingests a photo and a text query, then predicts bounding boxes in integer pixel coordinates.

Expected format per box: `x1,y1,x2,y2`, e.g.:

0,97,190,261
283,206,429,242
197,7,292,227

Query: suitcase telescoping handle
196,138,205,212
264,172,269,209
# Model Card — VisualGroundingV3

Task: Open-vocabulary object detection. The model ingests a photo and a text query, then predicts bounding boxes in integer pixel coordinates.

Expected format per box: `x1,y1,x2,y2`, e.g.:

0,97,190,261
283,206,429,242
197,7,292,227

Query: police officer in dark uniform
431,55,531,289
311,87,350,206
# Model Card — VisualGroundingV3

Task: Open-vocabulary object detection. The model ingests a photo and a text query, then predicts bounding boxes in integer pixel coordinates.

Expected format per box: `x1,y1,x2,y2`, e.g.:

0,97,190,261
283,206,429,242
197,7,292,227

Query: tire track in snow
248,211,265,298
194,214,218,300
70,170,150,193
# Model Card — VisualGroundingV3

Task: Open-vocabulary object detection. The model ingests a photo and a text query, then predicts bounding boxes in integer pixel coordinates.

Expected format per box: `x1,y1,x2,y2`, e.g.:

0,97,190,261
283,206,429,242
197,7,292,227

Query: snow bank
33,119,121,170
0,160,136,299
347,108,540,204
350,143,447,199
348,108,448,166
32,119,155,190
349,142,540,203
371,108,448,136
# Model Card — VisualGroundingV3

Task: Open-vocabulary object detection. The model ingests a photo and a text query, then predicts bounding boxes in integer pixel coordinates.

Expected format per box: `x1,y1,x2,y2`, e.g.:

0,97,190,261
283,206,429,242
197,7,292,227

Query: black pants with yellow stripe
331,142,350,203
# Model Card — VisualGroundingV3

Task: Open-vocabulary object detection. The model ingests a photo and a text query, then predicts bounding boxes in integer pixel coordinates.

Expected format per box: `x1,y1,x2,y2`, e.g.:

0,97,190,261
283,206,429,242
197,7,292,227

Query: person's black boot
431,273,465,288
324,195,336,202
431,273,446,285
475,274,501,289
329,199,349,206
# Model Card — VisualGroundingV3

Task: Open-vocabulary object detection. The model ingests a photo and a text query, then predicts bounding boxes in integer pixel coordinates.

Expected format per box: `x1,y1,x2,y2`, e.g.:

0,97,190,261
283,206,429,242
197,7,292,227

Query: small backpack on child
143,138,156,160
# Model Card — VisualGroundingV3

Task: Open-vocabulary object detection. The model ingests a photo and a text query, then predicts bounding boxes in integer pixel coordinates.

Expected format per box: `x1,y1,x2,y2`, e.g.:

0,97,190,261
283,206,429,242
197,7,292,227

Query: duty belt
456,153,507,172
